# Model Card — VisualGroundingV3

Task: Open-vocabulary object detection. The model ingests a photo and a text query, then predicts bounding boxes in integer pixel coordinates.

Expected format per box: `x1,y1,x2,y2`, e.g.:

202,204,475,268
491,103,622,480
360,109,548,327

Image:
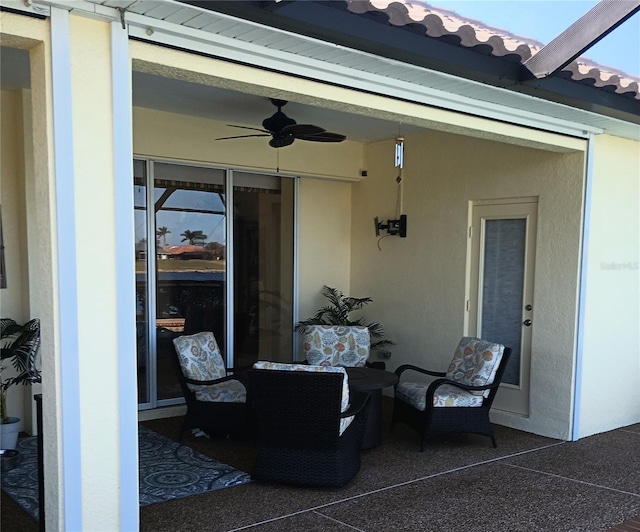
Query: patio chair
248,361,370,487
170,331,250,440
391,337,511,451
303,325,385,369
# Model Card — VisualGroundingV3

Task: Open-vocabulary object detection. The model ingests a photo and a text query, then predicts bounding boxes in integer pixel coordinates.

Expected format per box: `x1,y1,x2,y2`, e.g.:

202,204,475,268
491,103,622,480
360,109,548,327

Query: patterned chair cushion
173,332,227,393
445,337,505,397
195,379,247,403
252,361,354,435
303,325,370,367
396,381,484,410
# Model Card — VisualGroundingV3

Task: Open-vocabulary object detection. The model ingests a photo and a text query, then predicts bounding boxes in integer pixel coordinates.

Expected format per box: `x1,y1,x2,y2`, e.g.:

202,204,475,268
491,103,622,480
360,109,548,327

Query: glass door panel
481,218,526,385
233,172,294,367
134,159,150,405
153,162,227,401
134,161,295,409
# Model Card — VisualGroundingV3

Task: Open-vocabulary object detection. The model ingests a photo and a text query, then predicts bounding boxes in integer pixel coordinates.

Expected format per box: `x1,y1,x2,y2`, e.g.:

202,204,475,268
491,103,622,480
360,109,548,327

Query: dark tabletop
346,367,398,392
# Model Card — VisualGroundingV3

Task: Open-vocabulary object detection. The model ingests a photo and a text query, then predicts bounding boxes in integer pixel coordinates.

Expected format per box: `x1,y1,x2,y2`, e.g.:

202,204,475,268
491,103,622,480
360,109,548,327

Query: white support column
50,6,83,530
111,18,139,530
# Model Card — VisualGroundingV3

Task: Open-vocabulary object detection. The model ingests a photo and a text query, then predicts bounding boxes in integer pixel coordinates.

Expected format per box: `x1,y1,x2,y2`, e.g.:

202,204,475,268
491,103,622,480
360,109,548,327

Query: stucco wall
578,134,640,437
297,177,352,353
0,89,29,425
351,130,586,440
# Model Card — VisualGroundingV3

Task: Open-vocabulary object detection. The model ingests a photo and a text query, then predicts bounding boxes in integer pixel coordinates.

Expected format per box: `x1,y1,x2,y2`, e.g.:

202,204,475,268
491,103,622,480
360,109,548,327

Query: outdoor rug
1,426,251,521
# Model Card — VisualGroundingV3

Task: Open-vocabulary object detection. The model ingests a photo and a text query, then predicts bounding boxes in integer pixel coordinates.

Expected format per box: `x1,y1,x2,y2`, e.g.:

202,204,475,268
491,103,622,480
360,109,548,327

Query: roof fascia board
186,0,523,82
181,0,639,123
30,0,603,139
121,6,601,139
1,0,51,17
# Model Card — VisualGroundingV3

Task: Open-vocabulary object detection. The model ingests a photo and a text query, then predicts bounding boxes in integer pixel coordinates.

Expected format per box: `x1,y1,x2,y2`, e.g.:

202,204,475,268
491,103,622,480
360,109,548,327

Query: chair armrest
425,378,499,402
395,364,446,380
341,391,370,418
182,375,244,387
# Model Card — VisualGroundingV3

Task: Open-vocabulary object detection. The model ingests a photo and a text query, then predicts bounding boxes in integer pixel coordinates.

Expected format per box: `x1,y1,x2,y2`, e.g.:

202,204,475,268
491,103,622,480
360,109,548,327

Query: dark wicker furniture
392,346,512,451
248,368,370,487
345,367,398,449
169,340,250,440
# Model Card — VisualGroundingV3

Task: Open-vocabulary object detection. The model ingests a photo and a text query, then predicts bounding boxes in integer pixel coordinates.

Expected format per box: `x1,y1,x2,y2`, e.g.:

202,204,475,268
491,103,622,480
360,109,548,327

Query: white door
467,199,538,416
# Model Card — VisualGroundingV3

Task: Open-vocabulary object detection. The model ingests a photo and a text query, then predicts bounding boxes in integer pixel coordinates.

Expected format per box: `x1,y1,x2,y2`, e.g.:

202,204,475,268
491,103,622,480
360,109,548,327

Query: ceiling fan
215,98,346,148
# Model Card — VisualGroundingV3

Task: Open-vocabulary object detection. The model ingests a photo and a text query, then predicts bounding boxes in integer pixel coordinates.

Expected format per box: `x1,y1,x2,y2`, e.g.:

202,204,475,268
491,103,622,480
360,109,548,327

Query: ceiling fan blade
225,124,270,134
215,134,271,140
295,131,346,142
283,124,326,136
269,136,295,148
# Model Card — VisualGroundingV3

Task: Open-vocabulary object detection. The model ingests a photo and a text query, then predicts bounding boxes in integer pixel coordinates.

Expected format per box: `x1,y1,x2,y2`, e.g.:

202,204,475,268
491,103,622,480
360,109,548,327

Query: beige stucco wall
133,107,364,181
579,134,640,437
351,130,586,440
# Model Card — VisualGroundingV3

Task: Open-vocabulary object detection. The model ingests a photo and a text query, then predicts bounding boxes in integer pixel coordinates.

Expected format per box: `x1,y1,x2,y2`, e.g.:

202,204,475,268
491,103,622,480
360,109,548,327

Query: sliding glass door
134,160,295,409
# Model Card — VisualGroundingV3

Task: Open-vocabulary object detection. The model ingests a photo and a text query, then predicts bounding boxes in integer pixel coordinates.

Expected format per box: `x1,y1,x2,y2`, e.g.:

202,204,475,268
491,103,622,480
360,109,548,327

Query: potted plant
1,318,41,450
294,285,394,351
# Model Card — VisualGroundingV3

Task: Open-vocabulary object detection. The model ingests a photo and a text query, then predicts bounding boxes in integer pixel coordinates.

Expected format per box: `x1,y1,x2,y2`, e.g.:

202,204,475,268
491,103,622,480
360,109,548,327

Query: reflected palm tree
180,230,206,246
157,226,171,247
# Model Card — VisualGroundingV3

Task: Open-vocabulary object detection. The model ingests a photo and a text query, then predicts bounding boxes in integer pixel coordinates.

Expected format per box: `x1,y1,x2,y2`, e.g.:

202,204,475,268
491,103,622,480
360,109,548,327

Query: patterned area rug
1,426,251,521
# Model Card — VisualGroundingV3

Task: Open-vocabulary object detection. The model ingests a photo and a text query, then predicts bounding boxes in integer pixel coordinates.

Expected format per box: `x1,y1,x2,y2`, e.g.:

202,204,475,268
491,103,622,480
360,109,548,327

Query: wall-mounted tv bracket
374,214,407,238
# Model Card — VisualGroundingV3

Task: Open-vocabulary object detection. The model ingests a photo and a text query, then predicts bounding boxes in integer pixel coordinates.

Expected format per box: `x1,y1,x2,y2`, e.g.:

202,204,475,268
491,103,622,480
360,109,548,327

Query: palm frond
294,286,393,346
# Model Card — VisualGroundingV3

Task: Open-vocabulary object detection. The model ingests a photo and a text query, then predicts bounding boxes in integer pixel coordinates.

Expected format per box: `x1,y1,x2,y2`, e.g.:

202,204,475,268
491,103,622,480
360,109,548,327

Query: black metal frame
248,368,370,487
168,343,251,440
392,347,512,452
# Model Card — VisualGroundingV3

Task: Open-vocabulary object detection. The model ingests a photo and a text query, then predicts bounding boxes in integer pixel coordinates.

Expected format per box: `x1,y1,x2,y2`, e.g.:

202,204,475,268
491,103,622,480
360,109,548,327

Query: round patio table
346,367,398,449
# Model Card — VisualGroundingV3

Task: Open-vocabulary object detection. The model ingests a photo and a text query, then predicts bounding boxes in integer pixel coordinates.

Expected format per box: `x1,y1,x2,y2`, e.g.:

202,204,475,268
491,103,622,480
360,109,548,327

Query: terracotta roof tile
346,0,639,100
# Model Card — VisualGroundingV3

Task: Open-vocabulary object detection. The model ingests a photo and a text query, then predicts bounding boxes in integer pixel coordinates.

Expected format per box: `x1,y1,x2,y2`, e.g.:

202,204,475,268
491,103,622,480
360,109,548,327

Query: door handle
523,319,532,326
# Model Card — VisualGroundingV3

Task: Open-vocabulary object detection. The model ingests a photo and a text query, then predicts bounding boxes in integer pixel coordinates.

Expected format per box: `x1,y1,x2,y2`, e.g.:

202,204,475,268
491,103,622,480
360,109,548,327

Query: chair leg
490,434,497,448
177,420,187,441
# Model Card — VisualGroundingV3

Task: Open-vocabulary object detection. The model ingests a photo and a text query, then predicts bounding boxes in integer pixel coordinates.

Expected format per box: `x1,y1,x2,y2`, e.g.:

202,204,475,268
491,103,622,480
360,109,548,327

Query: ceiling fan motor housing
262,110,296,132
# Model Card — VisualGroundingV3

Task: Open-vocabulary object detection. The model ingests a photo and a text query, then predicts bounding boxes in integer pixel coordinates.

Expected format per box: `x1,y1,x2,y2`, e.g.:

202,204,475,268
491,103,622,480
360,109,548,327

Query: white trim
293,175,300,362
110,19,139,529
572,134,595,441
225,169,234,367
50,6,82,530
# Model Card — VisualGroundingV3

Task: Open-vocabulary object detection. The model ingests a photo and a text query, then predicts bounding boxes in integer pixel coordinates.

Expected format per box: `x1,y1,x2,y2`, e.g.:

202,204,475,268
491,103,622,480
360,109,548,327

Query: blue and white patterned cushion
195,379,247,403
396,381,484,410
252,361,354,435
303,325,370,367
445,337,504,397
173,332,227,392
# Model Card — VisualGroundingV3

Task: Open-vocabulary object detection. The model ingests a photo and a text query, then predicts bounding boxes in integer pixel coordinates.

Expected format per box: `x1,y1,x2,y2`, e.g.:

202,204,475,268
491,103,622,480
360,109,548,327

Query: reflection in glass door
134,160,294,409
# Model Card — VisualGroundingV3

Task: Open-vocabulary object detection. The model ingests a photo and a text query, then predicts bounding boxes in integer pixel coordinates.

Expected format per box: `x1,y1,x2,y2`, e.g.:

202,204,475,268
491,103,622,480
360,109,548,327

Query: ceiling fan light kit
215,98,346,148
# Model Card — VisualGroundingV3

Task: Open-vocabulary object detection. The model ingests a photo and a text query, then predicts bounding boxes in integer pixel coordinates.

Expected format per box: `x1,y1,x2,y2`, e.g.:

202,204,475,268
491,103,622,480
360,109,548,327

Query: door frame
465,196,538,416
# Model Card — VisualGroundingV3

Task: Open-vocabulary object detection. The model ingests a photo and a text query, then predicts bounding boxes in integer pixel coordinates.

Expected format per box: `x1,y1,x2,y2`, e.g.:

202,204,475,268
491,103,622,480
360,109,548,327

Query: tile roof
346,0,640,100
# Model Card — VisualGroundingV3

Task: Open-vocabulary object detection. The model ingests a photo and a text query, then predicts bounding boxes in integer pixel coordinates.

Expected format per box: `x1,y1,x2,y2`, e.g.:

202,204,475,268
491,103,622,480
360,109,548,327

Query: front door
467,198,538,416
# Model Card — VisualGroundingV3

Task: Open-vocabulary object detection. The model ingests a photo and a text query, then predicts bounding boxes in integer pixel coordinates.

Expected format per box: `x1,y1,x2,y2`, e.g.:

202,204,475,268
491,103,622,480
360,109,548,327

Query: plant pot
1,449,21,471
0,417,21,450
